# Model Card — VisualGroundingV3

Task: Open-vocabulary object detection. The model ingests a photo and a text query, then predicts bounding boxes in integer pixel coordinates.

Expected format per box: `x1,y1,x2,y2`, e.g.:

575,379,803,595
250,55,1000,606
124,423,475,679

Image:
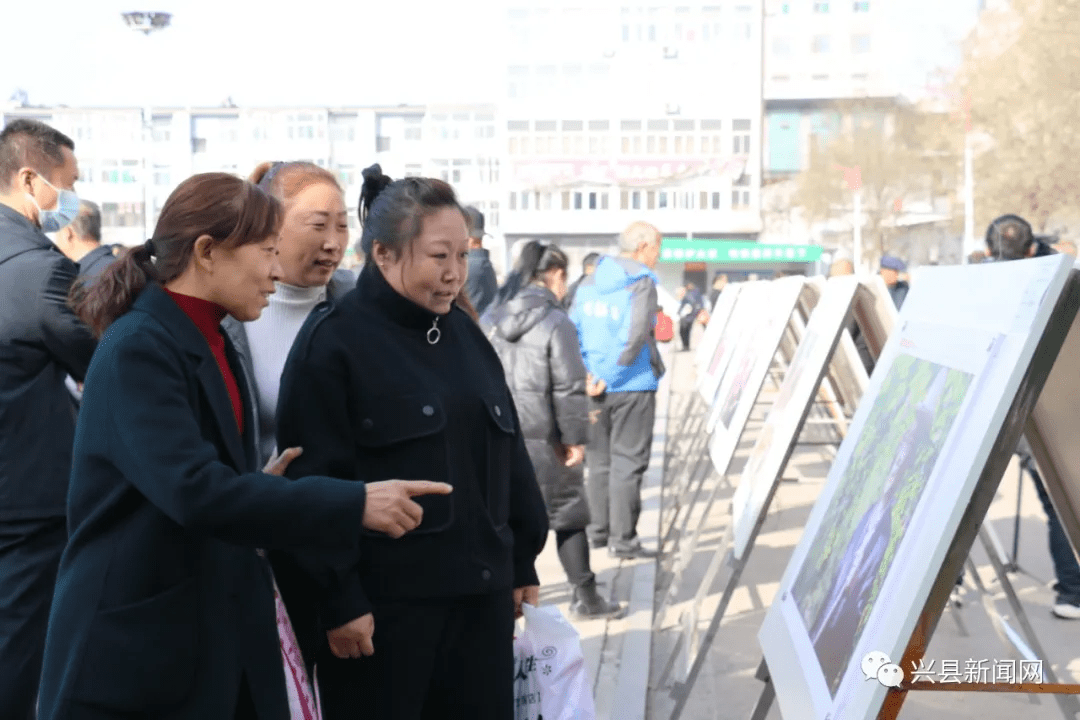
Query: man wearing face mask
0,118,96,718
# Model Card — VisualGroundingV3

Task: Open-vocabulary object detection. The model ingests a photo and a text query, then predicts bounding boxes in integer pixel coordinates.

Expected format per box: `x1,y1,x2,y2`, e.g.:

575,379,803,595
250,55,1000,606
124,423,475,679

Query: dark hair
985,214,1034,261
495,240,569,306
0,119,75,188
249,161,341,202
71,173,283,338
582,252,600,271
69,200,101,243
357,163,465,261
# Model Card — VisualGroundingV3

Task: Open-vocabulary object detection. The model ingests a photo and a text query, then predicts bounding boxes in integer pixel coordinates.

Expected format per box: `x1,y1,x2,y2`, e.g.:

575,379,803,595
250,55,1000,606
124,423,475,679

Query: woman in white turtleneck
219,161,354,719
222,161,355,468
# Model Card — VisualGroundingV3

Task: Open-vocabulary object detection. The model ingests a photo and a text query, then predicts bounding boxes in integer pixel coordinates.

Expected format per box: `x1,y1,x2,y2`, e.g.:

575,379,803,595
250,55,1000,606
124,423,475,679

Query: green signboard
659,238,823,264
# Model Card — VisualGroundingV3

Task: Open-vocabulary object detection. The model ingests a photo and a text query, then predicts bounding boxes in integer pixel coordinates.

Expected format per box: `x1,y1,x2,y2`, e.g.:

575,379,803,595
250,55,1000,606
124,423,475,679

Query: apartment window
573,192,583,210
700,191,709,209
338,166,356,187
404,126,422,141
153,167,171,186
520,137,531,154
659,191,669,209
647,191,656,210
853,1,870,11
701,136,711,153
589,137,600,154
621,120,642,131
588,192,598,210
376,136,391,153
674,136,684,154
192,137,207,153
601,193,609,210
701,119,723,131
772,37,791,56
404,164,422,177
633,136,643,153
521,191,530,210
541,193,553,210
659,136,668,153
812,73,830,81
537,120,558,132
562,191,571,210
509,192,517,210
647,136,657,153
452,169,461,183
632,191,642,210
732,190,751,209
622,136,631,153
573,136,585,154
509,137,519,155
852,34,871,53
733,119,752,154
589,120,610,132
711,192,721,209
813,2,829,12
812,35,831,53
686,136,695,153
621,191,629,210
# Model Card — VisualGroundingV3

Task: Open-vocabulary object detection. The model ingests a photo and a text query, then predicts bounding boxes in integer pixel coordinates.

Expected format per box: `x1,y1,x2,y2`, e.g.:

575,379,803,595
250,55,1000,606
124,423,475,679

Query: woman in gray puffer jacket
483,241,623,620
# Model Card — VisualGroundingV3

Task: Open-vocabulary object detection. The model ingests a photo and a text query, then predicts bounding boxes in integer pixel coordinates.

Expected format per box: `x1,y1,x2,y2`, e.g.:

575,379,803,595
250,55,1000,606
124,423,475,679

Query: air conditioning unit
665,103,681,115
602,49,616,59
663,46,679,59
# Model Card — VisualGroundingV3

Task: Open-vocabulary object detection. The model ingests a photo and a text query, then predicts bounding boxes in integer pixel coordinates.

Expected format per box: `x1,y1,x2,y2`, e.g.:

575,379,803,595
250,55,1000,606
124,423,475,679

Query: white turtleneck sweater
245,281,327,455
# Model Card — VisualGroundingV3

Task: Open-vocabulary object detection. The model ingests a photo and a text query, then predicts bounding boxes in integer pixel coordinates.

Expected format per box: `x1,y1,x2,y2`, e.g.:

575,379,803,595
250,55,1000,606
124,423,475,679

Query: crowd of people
3,113,1078,719
0,118,667,719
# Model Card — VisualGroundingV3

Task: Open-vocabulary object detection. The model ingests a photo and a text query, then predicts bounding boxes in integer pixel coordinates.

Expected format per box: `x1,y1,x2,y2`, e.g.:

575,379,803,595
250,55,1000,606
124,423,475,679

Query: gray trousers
586,391,656,547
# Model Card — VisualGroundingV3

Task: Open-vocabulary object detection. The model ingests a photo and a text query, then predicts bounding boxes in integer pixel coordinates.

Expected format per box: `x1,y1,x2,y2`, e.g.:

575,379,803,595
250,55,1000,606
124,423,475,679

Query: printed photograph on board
790,355,973,695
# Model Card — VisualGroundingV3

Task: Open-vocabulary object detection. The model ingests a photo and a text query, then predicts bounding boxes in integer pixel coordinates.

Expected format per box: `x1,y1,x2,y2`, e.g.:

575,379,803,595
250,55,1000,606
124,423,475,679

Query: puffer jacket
483,285,591,531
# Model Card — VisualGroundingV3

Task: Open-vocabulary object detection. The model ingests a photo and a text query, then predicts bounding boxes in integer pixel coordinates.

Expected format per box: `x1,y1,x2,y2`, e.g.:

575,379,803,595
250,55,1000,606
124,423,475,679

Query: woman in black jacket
274,165,548,720
484,241,623,619
39,173,447,720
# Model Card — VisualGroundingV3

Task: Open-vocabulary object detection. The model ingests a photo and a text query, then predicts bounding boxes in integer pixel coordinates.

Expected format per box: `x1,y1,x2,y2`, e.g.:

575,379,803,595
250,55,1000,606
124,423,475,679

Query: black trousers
585,391,656,547
0,517,66,720
316,592,515,720
678,317,694,351
556,529,594,588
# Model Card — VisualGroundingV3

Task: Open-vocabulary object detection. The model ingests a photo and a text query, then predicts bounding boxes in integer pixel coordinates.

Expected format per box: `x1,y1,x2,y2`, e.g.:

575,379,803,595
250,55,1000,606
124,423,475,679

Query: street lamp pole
121,12,171,242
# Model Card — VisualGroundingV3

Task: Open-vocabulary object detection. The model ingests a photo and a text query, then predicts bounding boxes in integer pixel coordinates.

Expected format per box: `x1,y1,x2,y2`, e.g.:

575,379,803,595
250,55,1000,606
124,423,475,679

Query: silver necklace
427,317,441,345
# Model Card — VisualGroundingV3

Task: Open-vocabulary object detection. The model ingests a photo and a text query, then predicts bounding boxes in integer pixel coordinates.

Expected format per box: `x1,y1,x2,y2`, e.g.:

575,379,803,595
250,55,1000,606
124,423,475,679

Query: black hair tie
142,238,156,257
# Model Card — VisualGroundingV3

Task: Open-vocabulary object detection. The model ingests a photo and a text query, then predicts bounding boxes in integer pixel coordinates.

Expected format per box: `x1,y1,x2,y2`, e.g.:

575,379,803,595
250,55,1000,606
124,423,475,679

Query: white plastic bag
513,603,596,720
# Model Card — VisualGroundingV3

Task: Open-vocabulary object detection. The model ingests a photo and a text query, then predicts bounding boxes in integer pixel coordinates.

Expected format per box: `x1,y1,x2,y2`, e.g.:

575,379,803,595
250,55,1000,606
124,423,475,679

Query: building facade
499,1,769,287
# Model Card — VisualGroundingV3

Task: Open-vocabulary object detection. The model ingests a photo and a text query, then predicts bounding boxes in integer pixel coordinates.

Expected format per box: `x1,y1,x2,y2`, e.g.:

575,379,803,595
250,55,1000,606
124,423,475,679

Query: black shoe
570,581,626,620
608,541,658,559
589,537,608,550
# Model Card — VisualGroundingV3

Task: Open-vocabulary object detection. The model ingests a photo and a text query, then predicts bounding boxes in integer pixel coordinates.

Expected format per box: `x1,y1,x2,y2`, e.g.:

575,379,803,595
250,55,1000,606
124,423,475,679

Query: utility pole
121,12,172,241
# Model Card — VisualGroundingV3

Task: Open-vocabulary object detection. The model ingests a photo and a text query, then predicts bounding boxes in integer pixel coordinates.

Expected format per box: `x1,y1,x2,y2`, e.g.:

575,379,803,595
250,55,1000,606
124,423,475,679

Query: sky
2,0,983,109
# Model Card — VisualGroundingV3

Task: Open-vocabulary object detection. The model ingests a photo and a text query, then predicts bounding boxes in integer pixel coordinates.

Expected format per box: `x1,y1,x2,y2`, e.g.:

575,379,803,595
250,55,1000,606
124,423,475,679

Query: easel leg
749,659,775,720
978,526,1080,720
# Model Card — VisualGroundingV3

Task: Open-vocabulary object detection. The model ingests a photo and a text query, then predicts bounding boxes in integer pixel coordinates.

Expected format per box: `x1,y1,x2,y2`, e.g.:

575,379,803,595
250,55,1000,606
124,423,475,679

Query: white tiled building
2,104,505,269
498,0,767,286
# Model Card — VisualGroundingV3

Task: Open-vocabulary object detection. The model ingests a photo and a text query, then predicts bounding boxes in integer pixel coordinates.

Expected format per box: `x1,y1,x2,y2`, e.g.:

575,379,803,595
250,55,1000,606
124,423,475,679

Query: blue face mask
26,172,80,233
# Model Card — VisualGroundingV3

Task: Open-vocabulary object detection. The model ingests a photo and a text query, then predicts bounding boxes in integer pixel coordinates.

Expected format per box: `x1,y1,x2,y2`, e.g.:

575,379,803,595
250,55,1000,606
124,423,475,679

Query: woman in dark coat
274,165,548,719
483,241,623,619
38,172,448,720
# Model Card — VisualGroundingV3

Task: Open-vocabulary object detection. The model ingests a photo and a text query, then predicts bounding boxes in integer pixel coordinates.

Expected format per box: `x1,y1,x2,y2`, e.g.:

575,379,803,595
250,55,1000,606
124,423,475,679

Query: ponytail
70,241,159,339
493,240,569,307
68,172,283,339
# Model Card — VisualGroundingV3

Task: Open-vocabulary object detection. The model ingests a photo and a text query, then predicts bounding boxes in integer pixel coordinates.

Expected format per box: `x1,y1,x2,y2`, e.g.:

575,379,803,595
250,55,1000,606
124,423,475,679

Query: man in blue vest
570,221,665,558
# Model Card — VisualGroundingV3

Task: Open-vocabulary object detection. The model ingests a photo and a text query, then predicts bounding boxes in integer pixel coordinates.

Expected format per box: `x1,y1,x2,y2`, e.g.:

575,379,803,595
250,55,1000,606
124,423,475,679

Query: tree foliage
793,100,960,262
961,0,1080,233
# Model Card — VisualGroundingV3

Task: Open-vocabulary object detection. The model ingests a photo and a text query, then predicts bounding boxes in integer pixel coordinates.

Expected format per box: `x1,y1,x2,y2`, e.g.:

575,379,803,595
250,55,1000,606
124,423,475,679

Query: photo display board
758,255,1076,720
695,283,742,376
706,276,807,471
698,281,769,405
729,276,861,560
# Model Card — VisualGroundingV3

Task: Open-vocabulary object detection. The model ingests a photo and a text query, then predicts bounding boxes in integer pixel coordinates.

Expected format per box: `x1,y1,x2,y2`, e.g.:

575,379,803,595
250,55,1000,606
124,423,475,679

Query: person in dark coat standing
462,205,498,316
562,251,600,311
221,161,356,467
57,200,118,406
275,165,548,720
0,118,97,719
878,255,910,310
483,241,623,620
38,172,449,720
55,200,120,283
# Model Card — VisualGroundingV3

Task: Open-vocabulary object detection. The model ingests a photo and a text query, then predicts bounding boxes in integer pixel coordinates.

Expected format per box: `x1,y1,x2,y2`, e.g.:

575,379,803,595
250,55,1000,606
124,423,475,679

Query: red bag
655,311,674,342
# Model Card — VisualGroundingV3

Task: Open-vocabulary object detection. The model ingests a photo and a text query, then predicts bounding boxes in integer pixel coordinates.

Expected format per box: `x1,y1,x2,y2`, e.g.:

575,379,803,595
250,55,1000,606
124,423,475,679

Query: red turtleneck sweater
163,288,244,434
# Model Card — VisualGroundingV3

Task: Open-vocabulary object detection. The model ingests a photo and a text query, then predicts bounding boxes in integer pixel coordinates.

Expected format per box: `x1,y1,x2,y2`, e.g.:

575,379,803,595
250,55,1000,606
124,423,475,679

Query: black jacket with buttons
274,263,548,659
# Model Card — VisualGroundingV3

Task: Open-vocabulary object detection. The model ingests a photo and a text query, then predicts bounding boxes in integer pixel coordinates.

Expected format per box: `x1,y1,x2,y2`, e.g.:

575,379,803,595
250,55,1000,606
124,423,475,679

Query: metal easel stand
975,523,1080,719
